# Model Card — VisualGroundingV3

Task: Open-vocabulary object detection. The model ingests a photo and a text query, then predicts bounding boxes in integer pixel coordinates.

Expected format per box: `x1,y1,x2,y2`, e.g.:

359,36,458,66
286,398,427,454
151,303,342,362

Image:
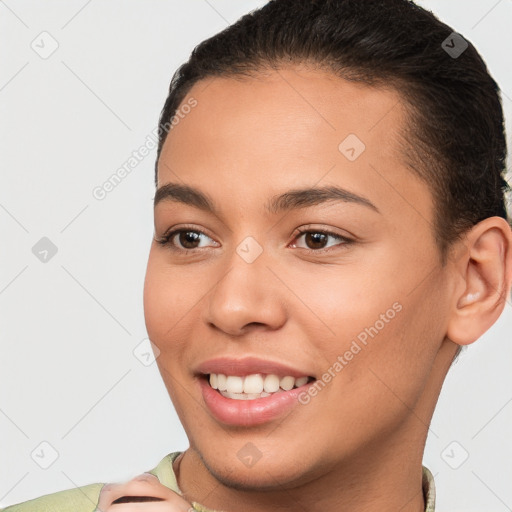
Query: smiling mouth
204,373,316,400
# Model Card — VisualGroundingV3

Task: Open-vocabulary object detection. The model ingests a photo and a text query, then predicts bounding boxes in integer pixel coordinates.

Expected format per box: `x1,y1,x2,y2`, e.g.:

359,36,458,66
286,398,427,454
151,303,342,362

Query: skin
137,65,512,512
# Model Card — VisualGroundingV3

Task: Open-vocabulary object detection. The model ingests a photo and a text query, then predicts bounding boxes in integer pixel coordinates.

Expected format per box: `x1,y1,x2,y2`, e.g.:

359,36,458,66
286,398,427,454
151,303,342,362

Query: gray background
1,1,511,510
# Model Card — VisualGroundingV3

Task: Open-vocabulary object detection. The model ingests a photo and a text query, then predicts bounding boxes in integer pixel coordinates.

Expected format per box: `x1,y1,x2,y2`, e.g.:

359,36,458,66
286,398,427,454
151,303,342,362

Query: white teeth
226,375,244,393
221,391,273,400
208,372,311,398
217,374,227,391
279,376,295,391
243,373,264,394
295,376,308,387
263,374,280,393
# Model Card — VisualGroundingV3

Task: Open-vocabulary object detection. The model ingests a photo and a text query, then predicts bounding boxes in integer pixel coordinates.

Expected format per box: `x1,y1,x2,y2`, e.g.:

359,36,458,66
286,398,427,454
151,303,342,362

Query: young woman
3,0,511,511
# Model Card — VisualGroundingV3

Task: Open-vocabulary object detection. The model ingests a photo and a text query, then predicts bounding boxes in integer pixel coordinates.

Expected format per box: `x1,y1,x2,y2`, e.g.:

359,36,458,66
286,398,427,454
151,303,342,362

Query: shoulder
0,452,182,512
0,483,104,512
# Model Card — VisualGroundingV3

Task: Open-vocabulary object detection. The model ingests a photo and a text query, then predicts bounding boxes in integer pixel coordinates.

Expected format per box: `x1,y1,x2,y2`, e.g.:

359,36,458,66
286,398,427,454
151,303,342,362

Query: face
143,65,455,490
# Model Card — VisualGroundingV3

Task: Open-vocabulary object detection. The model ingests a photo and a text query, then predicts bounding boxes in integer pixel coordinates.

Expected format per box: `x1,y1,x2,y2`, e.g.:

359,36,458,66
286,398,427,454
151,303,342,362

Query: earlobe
446,217,512,346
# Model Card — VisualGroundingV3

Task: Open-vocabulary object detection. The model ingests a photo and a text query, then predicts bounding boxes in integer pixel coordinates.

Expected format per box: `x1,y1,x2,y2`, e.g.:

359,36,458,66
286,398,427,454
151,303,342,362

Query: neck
174,428,428,512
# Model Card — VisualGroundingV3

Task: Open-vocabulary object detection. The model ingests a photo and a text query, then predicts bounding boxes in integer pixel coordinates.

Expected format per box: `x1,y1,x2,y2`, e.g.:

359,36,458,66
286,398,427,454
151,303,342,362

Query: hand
95,472,194,511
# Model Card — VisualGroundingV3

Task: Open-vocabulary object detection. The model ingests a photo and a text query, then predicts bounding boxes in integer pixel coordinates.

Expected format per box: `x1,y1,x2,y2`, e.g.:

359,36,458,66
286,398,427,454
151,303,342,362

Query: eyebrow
153,182,379,214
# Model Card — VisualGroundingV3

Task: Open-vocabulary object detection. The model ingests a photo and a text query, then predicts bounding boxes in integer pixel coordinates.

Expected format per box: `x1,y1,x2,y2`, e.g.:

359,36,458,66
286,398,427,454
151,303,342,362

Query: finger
95,473,194,512
97,502,193,512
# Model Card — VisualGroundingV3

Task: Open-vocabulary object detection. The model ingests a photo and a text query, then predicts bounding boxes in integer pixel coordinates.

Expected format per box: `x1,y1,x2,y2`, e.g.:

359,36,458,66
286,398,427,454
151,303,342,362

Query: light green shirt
1,452,436,511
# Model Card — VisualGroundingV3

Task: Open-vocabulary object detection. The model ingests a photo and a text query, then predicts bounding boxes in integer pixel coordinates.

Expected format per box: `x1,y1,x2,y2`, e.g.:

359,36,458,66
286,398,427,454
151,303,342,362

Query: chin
197,446,320,492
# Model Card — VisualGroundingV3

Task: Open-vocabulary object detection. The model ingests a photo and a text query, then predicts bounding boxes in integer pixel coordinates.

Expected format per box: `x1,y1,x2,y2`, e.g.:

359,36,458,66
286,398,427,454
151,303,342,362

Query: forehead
158,65,432,227
161,65,407,172
172,65,407,144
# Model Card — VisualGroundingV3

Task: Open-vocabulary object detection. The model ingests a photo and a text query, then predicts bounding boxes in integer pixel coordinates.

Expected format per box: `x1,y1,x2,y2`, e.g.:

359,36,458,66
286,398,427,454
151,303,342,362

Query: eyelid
154,224,218,250
290,226,354,252
155,224,354,255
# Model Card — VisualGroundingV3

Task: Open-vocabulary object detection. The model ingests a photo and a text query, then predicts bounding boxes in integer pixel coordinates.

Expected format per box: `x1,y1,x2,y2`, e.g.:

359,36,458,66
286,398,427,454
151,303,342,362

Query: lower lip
199,377,313,427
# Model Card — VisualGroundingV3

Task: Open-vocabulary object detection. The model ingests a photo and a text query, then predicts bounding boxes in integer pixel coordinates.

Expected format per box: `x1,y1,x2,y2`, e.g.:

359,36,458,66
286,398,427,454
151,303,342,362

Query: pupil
306,232,326,249
180,231,200,249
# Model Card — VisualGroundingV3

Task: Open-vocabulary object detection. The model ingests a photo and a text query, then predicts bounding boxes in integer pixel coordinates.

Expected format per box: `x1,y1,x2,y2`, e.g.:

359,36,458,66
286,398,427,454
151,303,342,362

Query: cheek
143,274,164,341
336,281,448,413
143,253,181,342
143,256,192,412
287,264,397,348
143,251,209,369
300,260,444,401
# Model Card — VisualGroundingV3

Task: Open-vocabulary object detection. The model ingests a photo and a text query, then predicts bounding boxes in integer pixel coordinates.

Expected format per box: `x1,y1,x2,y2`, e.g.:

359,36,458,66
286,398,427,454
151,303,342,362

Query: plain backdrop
1,1,511,511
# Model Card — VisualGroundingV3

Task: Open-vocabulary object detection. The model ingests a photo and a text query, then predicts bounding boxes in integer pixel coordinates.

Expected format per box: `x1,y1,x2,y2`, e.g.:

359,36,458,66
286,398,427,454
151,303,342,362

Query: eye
155,226,353,254
290,228,353,252
154,227,218,252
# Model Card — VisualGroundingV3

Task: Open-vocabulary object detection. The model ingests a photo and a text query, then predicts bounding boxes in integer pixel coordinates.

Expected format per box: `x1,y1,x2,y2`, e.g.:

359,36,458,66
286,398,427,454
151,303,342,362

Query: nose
202,244,287,337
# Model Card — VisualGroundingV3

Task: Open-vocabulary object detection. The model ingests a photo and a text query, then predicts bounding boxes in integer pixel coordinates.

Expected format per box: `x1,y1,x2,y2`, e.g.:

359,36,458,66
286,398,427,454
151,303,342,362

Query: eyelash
154,225,354,255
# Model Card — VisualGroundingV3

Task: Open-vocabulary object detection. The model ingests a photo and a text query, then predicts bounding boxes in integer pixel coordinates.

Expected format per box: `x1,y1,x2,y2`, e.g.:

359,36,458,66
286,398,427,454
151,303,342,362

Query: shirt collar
422,465,436,512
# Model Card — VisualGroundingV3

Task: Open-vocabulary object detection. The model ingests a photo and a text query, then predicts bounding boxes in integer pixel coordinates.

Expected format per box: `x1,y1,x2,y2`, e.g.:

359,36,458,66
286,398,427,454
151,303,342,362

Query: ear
446,216,512,346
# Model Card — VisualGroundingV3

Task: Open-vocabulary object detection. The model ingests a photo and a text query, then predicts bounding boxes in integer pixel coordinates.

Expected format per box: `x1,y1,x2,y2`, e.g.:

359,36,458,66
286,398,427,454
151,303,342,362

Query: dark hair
155,0,511,360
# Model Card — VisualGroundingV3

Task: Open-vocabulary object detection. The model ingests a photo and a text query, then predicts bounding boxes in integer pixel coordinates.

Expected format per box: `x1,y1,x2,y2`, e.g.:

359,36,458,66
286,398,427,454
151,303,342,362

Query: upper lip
195,356,315,379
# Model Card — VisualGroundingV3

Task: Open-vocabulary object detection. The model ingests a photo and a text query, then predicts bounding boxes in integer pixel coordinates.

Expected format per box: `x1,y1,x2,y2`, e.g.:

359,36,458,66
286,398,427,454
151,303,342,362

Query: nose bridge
203,233,286,335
